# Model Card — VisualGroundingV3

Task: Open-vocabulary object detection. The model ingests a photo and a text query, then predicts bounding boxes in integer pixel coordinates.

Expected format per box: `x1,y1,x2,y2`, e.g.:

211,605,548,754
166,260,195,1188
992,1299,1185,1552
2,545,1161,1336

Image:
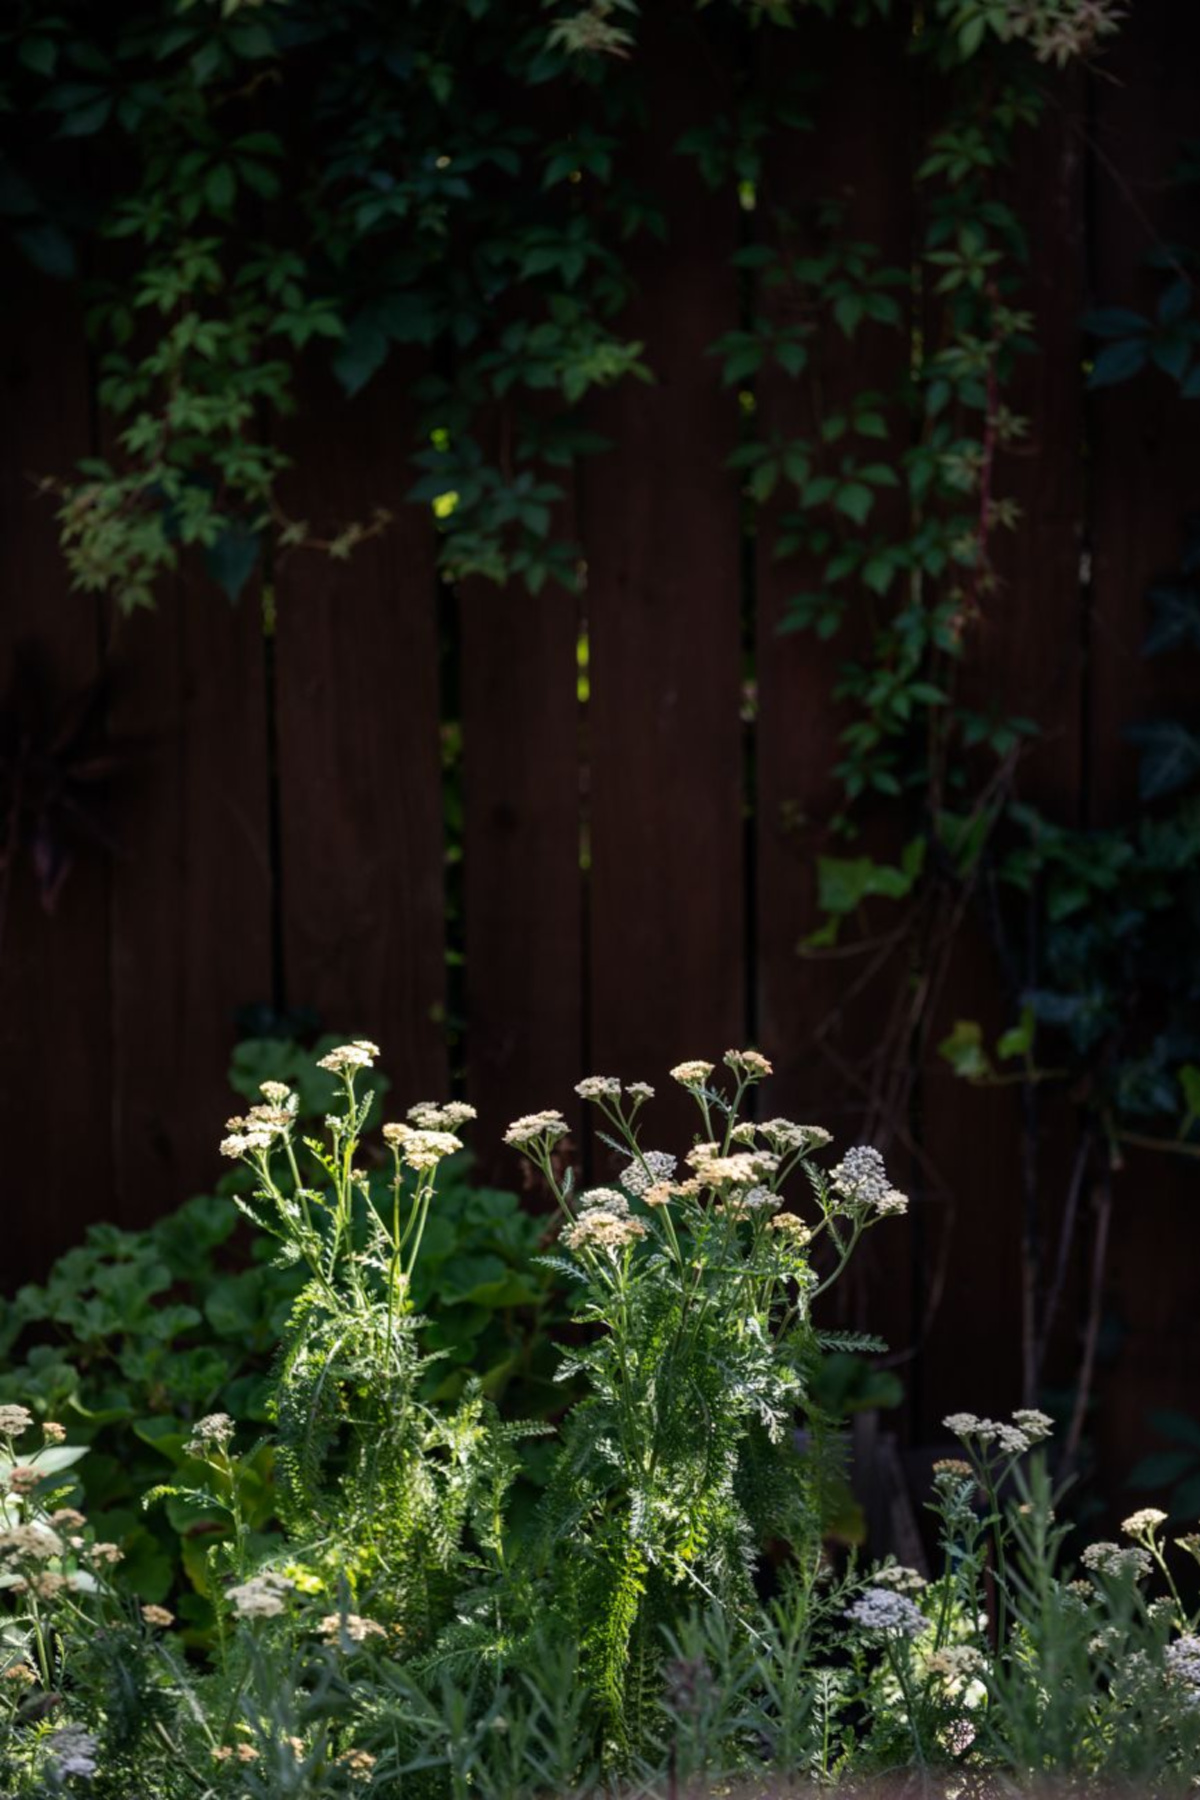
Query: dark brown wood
754,19,916,1377
104,585,273,1229
460,558,583,1187
1087,0,1200,1490
583,8,745,1150
918,72,1091,1434
0,261,113,1280
273,360,448,1111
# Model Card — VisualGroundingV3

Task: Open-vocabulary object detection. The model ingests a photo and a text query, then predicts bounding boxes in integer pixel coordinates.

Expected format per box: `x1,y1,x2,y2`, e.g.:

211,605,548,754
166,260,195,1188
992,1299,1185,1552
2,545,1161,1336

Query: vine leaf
1144,581,1200,656
1124,718,1200,800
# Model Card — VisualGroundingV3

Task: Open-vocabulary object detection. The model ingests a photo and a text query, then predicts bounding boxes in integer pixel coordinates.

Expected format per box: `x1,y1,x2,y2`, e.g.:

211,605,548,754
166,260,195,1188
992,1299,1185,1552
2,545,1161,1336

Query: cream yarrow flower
0,1405,33,1437
670,1060,714,1086
1123,1507,1168,1538
562,1210,647,1253
405,1100,477,1130
382,1124,462,1169
503,1110,569,1148
316,1040,380,1075
626,1081,655,1101
141,1604,174,1628
575,1076,622,1100
226,1572,295,1619
723,1048,773,1080
318,1612,387,1644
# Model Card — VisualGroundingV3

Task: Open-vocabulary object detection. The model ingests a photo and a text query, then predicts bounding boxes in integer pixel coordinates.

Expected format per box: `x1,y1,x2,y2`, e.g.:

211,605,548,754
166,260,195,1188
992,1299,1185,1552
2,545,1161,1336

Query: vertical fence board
1087,0,1200,1485
584,9,744,1142
106,590,273,1227
0,263,112,1280
460,567,582,1183
754,21,916,1371
918,73,1091,1435
274,364,447,1109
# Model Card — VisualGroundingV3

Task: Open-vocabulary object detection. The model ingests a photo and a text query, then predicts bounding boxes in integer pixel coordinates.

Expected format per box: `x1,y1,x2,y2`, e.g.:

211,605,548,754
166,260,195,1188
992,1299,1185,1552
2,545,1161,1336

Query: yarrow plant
5,1039,1200,1794
501,1048,908,1754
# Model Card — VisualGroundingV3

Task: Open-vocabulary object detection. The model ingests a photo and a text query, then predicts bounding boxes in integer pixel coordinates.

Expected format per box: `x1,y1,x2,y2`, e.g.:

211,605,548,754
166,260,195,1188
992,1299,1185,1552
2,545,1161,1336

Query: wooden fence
3,1,1199,1476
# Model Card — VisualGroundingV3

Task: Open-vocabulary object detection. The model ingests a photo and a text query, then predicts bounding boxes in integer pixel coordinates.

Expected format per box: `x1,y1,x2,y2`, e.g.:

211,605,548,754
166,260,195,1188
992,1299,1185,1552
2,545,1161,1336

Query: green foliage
0,1035,566,1632
5,1042,1200,1792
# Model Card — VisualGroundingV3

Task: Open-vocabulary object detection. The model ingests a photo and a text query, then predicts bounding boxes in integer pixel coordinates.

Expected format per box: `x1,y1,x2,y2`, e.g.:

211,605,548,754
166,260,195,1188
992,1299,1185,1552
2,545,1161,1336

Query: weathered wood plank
105,584,273,1228
583,7,745,1149
273,362,447,1110
0,260,113,1279
460,562,583,1185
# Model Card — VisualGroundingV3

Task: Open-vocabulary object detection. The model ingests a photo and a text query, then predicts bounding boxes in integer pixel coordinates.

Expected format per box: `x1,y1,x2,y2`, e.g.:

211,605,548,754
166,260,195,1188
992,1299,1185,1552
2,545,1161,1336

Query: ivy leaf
1088,337,1150,388
332,320,389,396
1124,719,1200,800
833,482,873,524
203,524,260,603
14,222,76,279
19,36,58,76
1144,582,1200,656
938,1020,994,1082
997,1005,1035,1062
1083,306,1151,338
58,96,112,137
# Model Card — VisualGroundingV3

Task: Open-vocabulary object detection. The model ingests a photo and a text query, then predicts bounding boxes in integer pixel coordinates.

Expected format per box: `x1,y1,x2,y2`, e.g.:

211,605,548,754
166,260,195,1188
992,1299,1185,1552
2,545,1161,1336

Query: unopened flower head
574,1076,622,1100
503,1110,569,1149
578,1186,630,1217
141,1604,174,1628
1165,1634,1200,1697
830,1145,907,1216
259,1080,292,1104
41,1421,66,1445
844,1587,929,1638
186,1413,235,1456
316,1040,380,1075
1081,1541,1152,1579
619,1150,677,1195
406,1100,478,1131
717,1186,781,1220
1122,1507,1167,1539
758,1119,833,1155
48,1729,99,1780
670,1060,714,1087
724,1047,773,1080
0,1406,33,1438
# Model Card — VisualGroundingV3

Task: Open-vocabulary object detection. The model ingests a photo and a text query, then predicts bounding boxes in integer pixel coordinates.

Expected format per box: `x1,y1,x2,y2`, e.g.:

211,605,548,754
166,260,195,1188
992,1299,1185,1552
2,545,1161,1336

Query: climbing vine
12,0,1185,1447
